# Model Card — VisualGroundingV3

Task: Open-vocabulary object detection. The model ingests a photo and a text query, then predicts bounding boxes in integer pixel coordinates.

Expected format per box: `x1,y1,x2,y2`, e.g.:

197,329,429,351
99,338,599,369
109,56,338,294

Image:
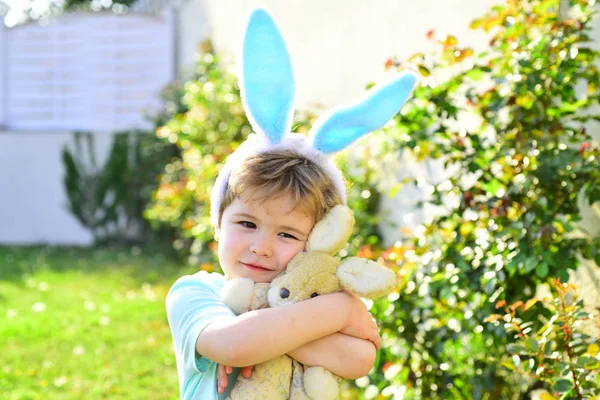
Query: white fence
0,11,175,132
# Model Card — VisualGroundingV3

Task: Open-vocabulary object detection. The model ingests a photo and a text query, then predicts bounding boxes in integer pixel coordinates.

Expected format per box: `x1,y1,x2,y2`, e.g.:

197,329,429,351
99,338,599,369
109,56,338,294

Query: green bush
490,280,600,399
349,0,600,398
62,130,177,245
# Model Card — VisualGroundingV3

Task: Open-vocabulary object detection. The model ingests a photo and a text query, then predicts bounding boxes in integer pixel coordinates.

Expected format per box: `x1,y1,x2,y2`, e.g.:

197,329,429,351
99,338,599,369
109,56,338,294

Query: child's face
216,191,315,283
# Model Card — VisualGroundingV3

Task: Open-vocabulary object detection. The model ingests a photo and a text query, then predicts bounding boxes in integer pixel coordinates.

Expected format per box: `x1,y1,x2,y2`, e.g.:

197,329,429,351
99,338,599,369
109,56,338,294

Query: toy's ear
336,258,397,298
309,71,418,154
307,205,355,254
240,8,295,144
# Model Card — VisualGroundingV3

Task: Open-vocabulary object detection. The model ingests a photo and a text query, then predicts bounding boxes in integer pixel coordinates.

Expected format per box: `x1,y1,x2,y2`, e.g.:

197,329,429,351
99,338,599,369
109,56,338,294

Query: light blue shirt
166,271,240,400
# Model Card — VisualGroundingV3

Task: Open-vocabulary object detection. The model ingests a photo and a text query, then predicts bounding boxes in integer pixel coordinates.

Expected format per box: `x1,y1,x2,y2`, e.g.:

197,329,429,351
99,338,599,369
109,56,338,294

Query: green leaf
418,65,431,77
582,244,593,259
482,179,502,196
577,356,595,367
524,257,537,273
552,379,574,393
536,262,549,278
585,361,600,370
500,360,517,372
469,18,484,30
557,269,570,283
507,344,527,354
388,183,404,198
388,178,412,198
467,68,486,81
526,338,539,352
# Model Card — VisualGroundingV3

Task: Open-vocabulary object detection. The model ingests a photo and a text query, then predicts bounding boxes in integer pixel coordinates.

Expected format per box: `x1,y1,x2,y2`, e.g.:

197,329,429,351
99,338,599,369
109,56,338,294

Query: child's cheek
283,243,305,264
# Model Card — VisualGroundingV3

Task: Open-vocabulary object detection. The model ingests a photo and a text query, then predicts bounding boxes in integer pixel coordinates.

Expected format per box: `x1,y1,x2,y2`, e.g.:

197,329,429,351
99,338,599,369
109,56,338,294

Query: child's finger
217,365,228,393
226,365,233,374
371,320,382,349
222,374,228,388
241,365,254,379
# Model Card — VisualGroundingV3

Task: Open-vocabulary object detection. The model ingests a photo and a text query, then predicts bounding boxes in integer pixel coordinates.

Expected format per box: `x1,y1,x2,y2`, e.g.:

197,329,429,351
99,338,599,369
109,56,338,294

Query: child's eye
279,232,298,240
238,221,256,229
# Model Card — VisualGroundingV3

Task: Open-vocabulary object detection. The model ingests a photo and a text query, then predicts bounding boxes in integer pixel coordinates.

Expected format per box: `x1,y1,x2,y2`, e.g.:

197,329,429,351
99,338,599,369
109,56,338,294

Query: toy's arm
221,278,269,315
288,333,376,379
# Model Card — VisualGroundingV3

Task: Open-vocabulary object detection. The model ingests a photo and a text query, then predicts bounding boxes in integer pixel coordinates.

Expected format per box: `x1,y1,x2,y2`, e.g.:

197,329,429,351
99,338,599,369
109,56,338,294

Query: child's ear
214,226,221,241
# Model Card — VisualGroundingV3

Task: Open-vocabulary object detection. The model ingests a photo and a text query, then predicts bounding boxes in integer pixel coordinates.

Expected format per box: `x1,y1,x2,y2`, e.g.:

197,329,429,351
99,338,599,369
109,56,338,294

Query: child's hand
217,365,231,394
240,365,254,379
217,365,254,393
338,292,381,349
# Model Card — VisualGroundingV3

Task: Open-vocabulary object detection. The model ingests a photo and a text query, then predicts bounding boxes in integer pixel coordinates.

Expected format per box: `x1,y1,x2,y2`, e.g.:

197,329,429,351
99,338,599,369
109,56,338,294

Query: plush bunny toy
220,205,397,400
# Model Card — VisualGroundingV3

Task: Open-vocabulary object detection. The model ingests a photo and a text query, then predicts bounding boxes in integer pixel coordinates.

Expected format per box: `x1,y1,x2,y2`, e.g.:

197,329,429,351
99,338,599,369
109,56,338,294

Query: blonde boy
166,150,380,399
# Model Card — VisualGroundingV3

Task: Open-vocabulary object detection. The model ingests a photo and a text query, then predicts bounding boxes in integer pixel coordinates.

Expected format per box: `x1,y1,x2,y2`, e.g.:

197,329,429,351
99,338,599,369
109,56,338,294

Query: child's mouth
241,262,271,272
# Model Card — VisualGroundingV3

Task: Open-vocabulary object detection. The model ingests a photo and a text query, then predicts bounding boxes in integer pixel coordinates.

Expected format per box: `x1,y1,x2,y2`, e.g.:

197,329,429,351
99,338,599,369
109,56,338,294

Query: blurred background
1,0,599,399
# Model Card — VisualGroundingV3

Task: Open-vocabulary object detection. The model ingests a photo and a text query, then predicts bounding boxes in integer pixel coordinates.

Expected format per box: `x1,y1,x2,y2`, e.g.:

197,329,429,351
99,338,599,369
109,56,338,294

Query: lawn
0,246,198,400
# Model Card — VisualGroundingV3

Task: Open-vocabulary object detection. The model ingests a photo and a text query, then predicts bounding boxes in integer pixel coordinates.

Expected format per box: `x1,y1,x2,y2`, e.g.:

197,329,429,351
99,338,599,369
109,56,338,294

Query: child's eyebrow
231,213,256,220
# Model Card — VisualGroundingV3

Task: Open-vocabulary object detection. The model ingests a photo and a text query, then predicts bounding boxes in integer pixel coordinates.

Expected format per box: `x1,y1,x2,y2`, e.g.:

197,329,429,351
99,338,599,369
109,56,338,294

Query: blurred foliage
62,0,136,12
6,0,135,26
345,0,600,398
62,130,178,246
488,280,600,399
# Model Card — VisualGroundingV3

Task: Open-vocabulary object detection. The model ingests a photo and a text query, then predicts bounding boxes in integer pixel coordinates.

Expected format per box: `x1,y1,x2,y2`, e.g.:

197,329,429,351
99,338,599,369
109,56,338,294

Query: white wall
176,0,211,76
0,23,6,126
0,131,115,245
183,0,498,110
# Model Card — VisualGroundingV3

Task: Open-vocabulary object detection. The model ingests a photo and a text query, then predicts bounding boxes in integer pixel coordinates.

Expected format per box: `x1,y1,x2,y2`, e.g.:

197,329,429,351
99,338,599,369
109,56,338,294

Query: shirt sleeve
166,272,236,378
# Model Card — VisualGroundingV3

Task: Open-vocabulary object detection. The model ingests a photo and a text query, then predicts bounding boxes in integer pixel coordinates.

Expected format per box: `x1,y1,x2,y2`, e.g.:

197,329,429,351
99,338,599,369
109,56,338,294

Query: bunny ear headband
210,8,418,227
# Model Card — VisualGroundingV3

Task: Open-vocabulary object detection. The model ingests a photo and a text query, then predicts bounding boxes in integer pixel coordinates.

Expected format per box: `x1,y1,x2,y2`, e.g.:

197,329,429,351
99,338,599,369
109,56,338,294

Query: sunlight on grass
0,246,199,399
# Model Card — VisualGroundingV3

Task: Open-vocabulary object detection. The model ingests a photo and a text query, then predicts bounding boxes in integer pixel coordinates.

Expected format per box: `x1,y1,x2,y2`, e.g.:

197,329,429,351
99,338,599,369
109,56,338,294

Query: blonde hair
218,150,344,225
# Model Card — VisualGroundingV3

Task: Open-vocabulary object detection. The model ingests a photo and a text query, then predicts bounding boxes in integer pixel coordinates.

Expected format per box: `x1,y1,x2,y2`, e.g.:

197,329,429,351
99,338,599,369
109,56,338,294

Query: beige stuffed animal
220,205,397,400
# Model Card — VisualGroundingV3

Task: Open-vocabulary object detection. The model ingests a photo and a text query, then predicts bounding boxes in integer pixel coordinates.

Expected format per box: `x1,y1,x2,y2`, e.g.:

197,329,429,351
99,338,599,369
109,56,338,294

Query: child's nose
250,233,274,258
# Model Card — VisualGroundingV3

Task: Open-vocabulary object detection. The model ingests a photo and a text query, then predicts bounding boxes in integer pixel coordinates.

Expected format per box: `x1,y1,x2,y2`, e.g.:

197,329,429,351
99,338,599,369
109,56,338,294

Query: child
166,8,417,399
167,149,380,399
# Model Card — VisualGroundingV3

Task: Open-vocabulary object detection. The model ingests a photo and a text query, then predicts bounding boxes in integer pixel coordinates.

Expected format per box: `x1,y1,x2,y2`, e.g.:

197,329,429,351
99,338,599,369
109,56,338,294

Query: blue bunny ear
240,9,295,144
309,71,418,154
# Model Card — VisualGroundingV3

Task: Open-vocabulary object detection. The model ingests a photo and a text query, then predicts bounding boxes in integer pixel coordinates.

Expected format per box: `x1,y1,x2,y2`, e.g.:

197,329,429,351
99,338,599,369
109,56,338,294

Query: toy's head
267,205,397,307
210,8,418,227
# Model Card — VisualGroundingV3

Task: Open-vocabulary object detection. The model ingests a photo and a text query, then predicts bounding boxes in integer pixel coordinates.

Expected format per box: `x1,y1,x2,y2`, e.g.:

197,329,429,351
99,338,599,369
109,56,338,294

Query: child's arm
288,333,376,379
196,291,379,367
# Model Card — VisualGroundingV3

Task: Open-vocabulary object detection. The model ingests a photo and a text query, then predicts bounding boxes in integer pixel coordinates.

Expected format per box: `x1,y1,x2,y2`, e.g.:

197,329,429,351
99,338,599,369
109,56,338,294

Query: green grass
0,246,199,400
